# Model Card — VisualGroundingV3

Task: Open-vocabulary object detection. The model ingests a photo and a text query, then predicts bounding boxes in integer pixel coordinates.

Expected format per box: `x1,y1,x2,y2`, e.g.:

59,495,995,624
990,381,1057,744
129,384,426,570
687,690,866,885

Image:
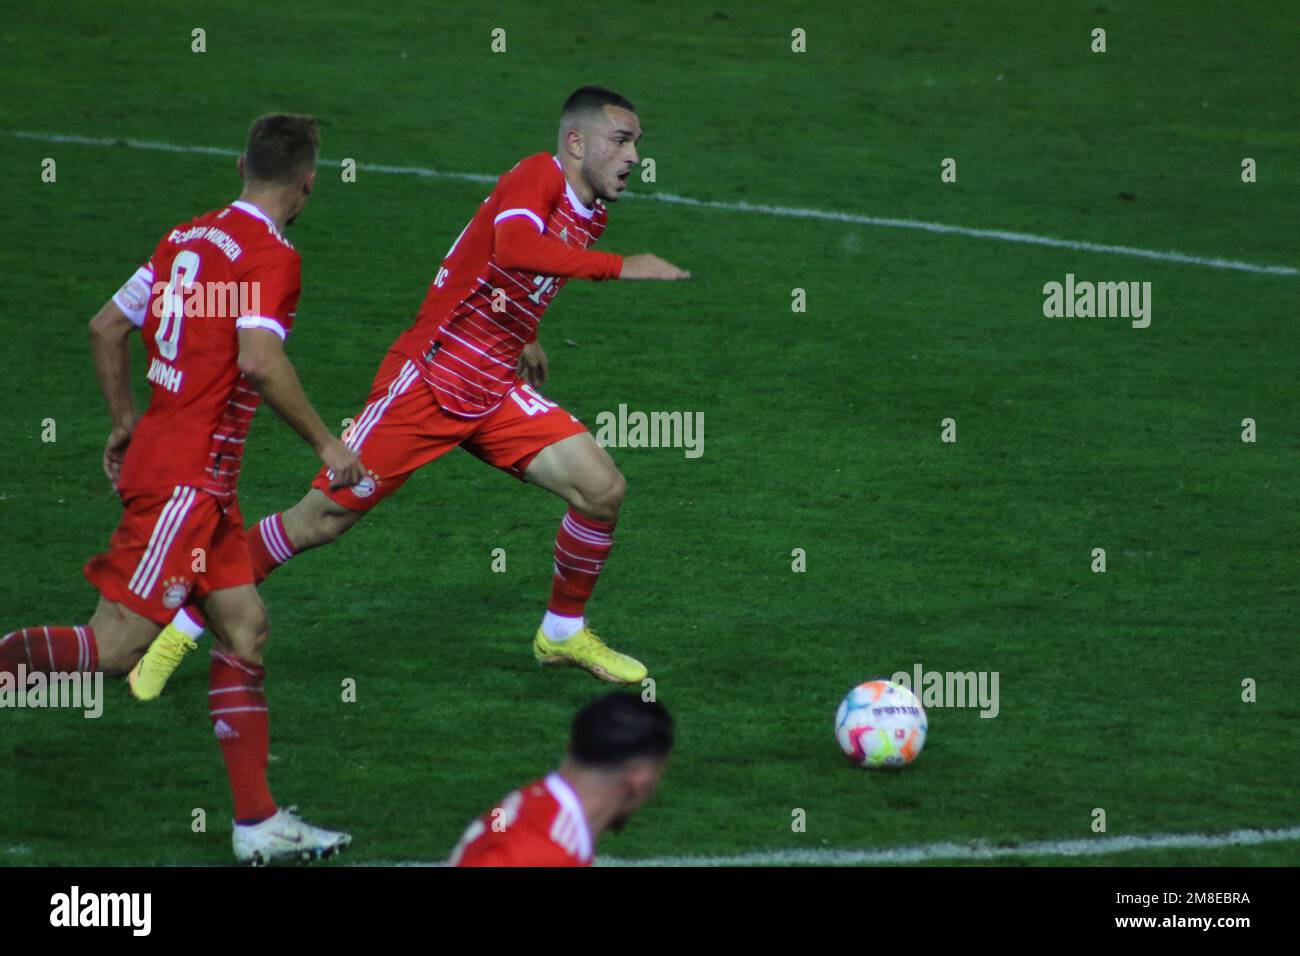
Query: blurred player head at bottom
562,691,674,835
235,113,321,230
557,85,642,206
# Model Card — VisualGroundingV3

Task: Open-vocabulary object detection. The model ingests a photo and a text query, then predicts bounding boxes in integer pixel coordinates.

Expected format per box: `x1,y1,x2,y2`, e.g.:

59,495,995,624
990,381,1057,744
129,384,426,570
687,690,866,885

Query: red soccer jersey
110,201,301,504
392,153,620,418
450,773,594,867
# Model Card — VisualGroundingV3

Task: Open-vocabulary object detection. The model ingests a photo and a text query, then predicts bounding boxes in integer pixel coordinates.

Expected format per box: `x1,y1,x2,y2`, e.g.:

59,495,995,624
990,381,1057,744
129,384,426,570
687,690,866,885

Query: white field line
600,825,1300,867
11,130,1297,278
358,825,1300,867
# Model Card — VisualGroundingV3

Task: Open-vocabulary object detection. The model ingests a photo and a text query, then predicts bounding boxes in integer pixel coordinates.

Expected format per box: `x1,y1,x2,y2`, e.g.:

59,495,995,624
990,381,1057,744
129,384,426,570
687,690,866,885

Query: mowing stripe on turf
357,825,1300,866
9,130,1297,278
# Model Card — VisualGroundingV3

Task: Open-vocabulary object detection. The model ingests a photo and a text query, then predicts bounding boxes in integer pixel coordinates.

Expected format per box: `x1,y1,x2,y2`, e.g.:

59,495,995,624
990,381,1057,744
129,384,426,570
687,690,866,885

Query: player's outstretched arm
89,298,140,488
495,219,689,281
236,328,365,490
494,218,624,280
618,253,691,281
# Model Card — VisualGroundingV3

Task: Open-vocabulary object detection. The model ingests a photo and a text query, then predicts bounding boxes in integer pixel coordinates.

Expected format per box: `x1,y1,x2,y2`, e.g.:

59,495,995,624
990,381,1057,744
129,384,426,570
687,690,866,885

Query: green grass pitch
0,1,1297,866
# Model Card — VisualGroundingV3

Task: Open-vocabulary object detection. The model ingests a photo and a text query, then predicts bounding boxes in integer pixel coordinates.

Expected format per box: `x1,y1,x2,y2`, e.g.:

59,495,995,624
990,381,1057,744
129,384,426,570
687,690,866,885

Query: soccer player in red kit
450,692,673,866
0,114,365,864
133,85,691,696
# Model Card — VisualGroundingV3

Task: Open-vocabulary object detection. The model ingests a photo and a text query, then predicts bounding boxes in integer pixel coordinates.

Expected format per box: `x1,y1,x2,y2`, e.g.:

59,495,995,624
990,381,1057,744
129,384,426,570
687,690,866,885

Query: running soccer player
132,85,690,697
0,114,364,865
449,692,673,866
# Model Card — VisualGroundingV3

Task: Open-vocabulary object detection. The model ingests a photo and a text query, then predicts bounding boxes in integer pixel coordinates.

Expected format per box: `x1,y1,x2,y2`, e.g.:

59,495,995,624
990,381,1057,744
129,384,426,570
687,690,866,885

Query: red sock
548,508,616,617
248,514,297,583
209,649,276,823
0,626,98,676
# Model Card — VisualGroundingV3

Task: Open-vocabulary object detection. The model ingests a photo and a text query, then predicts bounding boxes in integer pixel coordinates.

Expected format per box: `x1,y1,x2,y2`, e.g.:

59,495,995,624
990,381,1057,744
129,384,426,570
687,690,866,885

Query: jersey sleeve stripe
493,208,546,232
235,316,287,340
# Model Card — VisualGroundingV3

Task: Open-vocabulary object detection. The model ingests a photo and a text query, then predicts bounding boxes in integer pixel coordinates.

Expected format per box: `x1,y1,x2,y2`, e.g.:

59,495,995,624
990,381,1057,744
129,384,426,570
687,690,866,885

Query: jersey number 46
510,382,557,416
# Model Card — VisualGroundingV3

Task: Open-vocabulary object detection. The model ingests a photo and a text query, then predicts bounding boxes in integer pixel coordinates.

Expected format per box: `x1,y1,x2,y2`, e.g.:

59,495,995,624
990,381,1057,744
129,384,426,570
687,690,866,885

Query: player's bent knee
322,503,364,541
305,494,364,548
247,610,270,655
114,648,147,676
226,617,268,662
96,647,135,678
207,599,269,662
606,470,628,511
575,469,626,522
88,601,157,676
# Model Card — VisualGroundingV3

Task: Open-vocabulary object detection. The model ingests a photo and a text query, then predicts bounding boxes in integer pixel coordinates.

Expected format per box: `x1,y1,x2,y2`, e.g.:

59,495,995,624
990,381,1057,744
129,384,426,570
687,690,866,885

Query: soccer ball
835,679,928,769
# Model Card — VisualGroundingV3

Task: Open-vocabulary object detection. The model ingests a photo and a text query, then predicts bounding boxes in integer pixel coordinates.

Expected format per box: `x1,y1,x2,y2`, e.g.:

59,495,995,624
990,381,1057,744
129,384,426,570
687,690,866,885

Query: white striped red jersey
110,201,300,504
392,153,617,418
449,773,594,867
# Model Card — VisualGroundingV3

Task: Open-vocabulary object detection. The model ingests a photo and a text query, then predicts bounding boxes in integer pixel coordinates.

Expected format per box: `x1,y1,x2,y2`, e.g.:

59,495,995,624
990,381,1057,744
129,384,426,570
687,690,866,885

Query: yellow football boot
533,625,647,684
128,624,198,700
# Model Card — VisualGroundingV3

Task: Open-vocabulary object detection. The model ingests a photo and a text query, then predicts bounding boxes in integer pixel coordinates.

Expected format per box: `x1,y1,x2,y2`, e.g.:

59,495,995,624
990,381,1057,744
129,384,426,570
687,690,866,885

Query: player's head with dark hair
563,692,673,834
242,113,320,184
237,113,320,226
556,85,641,204
561,85,636,124
570,691,673,766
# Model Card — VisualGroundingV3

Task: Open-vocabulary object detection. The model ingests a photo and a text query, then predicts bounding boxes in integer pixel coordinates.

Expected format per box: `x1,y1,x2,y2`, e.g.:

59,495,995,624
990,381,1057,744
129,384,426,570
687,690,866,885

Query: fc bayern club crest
351,470,379,499
161,576,192,609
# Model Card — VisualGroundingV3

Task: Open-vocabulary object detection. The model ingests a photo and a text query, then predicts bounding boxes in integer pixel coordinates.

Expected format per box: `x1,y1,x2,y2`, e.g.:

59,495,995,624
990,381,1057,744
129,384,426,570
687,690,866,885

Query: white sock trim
171,607,206,640
260,515,295,564
542,611,585,641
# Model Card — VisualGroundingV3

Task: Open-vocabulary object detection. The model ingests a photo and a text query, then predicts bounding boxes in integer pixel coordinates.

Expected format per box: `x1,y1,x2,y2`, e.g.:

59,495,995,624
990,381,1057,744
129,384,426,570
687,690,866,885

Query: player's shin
209,648,276,824
0,626,98,676
543,507,616,640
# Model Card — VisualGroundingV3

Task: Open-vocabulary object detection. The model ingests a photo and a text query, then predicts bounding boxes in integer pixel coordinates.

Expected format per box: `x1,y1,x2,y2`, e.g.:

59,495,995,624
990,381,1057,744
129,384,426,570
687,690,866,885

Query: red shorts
311,349,587,512
83,487,254,626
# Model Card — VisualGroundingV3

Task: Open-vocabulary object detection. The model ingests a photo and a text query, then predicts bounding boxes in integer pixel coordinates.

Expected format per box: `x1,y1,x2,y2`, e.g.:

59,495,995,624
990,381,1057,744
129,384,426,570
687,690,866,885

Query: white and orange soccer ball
835,679,928,769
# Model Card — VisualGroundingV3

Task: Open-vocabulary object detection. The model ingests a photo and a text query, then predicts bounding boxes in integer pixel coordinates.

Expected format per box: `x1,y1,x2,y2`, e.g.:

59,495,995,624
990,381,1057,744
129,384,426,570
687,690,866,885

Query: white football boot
232,807,352,866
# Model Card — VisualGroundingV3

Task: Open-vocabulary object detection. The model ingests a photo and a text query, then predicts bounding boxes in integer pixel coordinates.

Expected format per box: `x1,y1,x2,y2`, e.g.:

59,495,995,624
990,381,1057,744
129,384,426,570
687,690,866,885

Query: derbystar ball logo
161,576,191,609
872,705,921,717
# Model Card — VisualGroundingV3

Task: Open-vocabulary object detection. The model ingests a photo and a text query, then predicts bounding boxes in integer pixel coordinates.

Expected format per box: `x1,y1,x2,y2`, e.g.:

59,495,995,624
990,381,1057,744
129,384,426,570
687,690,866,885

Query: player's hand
319,438,366,490
102,418,137,490
516,340,548,389
619,254,691,281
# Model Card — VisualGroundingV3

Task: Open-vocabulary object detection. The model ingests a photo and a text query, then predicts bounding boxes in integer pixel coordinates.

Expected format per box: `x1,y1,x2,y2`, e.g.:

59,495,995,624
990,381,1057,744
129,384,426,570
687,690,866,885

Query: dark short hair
243,113,320,184
560,85,636,123
570,692,673,767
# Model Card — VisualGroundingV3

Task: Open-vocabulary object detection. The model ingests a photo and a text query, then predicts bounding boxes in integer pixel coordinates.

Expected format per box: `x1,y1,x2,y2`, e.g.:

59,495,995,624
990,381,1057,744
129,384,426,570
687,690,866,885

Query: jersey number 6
156,250,200,360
